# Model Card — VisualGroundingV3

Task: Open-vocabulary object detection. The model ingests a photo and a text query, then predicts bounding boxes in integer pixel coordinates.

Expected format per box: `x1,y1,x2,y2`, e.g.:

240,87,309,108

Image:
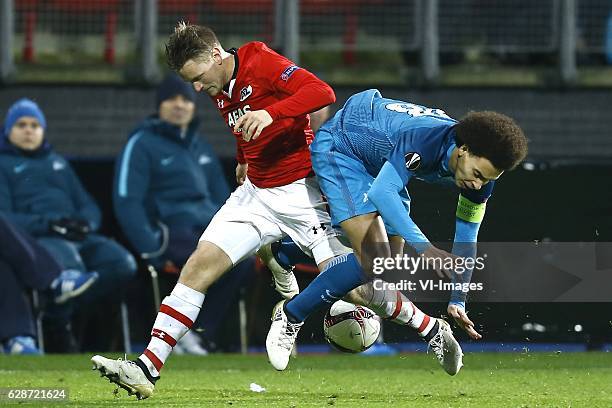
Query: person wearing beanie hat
1,98,48,153
156,73,197,108
3,98,47,134
0,98,138,351
113,73,254,356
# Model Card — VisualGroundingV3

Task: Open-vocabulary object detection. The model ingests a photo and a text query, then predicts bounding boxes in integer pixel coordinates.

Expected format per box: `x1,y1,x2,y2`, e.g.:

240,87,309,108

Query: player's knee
179,242,232,292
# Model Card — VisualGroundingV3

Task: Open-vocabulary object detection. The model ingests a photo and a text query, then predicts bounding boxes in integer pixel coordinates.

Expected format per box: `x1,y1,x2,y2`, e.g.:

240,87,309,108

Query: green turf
0,352,611,407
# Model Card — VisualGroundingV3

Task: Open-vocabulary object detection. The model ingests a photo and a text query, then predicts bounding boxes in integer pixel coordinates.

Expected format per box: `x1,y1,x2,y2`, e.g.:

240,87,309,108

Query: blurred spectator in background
0,214,98,354
113,74,253,354
0,98,137,351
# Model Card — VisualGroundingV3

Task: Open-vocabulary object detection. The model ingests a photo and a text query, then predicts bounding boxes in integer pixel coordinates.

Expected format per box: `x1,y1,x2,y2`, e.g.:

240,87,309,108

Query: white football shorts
200,176,351,266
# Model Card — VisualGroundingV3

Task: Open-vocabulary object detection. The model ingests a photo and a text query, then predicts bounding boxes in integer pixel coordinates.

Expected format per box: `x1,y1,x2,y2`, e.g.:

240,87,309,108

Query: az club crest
404,152,421,171
239,85,253,101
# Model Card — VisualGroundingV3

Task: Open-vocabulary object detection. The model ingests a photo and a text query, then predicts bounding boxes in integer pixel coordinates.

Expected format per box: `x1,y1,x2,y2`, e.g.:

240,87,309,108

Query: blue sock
272,237,315,269
285,253,367,322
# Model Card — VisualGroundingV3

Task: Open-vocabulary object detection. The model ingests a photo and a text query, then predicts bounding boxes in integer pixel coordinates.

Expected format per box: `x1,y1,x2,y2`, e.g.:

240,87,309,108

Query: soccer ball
323,300,380,353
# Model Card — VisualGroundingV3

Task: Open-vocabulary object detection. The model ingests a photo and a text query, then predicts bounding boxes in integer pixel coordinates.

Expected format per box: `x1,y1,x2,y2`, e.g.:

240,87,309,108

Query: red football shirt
210,42,335,188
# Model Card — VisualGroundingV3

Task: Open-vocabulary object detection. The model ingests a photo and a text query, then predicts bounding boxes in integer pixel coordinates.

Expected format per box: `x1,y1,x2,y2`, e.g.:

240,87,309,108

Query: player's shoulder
239,41,276,58
391,122,455,171
240,42,295,83
238,41,274,74
241,41,292,65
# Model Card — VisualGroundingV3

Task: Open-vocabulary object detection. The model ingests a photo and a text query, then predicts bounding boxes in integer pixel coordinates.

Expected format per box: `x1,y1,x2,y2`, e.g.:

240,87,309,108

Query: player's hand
236,163,248,185
421,245,456,279
234,110,273,142
447,304,482,340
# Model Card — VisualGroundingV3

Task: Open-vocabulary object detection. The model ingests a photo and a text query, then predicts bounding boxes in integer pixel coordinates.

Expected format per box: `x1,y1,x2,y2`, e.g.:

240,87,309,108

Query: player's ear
211,47,223,65
457,145,469,157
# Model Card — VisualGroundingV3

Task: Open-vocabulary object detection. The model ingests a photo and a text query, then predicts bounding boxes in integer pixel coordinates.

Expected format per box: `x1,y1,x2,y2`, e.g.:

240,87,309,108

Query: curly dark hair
165,22,220,72
454,111,528,170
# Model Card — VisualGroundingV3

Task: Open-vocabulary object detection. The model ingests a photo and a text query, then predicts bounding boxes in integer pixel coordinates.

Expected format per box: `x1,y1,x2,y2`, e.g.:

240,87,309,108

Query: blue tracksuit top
0,138,101,236
113,116,230,256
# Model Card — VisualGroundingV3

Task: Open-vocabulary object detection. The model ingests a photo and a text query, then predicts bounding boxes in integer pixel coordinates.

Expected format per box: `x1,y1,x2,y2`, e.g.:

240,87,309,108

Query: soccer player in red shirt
90,23,353,399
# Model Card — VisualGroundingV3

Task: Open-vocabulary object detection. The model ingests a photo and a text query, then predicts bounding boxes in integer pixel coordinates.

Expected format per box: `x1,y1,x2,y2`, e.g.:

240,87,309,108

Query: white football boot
266,300,303,370
427,318,464,375
91,355,157,400
257,243,299,299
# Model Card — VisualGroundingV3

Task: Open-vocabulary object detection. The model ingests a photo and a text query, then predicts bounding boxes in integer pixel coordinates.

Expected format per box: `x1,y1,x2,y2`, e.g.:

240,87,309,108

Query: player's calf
137,282,205,378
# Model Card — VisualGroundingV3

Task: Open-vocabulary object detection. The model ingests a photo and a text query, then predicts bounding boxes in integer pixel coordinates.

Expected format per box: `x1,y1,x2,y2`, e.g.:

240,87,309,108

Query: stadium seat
301,0,364,65
49,0,120,64
17,0,120,64
15,0,38,62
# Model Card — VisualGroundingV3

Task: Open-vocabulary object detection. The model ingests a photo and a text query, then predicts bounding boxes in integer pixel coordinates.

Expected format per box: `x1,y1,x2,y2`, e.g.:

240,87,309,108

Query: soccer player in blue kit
266,89,528,374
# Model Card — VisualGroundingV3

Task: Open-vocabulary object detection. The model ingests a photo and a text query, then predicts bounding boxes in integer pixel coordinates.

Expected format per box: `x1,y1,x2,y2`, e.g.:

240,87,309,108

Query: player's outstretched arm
448,187,493,340
258,45,336,122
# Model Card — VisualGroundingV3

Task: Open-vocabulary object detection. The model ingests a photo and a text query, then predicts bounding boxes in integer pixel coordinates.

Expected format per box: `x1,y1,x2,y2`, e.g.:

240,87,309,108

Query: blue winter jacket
113,116,230,258
0,135,101,236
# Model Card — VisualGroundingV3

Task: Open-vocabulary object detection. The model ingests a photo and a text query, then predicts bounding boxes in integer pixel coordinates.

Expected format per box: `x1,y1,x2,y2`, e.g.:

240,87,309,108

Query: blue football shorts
311,121,409,236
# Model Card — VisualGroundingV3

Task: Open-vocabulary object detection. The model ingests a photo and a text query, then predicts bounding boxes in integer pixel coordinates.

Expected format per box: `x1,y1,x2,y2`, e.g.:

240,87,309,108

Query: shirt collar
222,48,239,98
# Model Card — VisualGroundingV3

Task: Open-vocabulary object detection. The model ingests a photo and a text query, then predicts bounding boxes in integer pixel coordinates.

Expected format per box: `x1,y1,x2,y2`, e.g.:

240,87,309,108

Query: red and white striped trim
389,290,403,320
143,349,164,371
159,304,194,328
151,328,177,347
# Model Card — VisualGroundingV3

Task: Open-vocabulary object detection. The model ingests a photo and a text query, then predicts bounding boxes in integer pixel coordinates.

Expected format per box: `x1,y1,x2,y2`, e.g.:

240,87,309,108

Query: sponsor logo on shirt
404,152,421,171
280,65,300,81
239,85,253,102
227,105,251,128
13,163,28,174
52,160,66,171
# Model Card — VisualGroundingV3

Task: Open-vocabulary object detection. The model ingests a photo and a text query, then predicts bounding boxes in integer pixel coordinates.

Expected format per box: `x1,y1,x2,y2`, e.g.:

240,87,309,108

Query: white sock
139,283,205,377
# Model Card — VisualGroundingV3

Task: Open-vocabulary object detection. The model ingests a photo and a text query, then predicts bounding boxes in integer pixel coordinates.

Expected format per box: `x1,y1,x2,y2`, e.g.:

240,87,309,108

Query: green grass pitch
1,352,611,407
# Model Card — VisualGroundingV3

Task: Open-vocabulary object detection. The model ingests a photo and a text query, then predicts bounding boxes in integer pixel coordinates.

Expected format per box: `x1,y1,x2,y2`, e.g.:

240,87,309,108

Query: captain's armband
456,194,486,223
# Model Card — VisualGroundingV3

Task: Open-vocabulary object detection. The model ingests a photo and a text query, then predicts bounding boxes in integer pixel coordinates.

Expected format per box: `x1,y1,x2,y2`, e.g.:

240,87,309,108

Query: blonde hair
165,22,221,71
